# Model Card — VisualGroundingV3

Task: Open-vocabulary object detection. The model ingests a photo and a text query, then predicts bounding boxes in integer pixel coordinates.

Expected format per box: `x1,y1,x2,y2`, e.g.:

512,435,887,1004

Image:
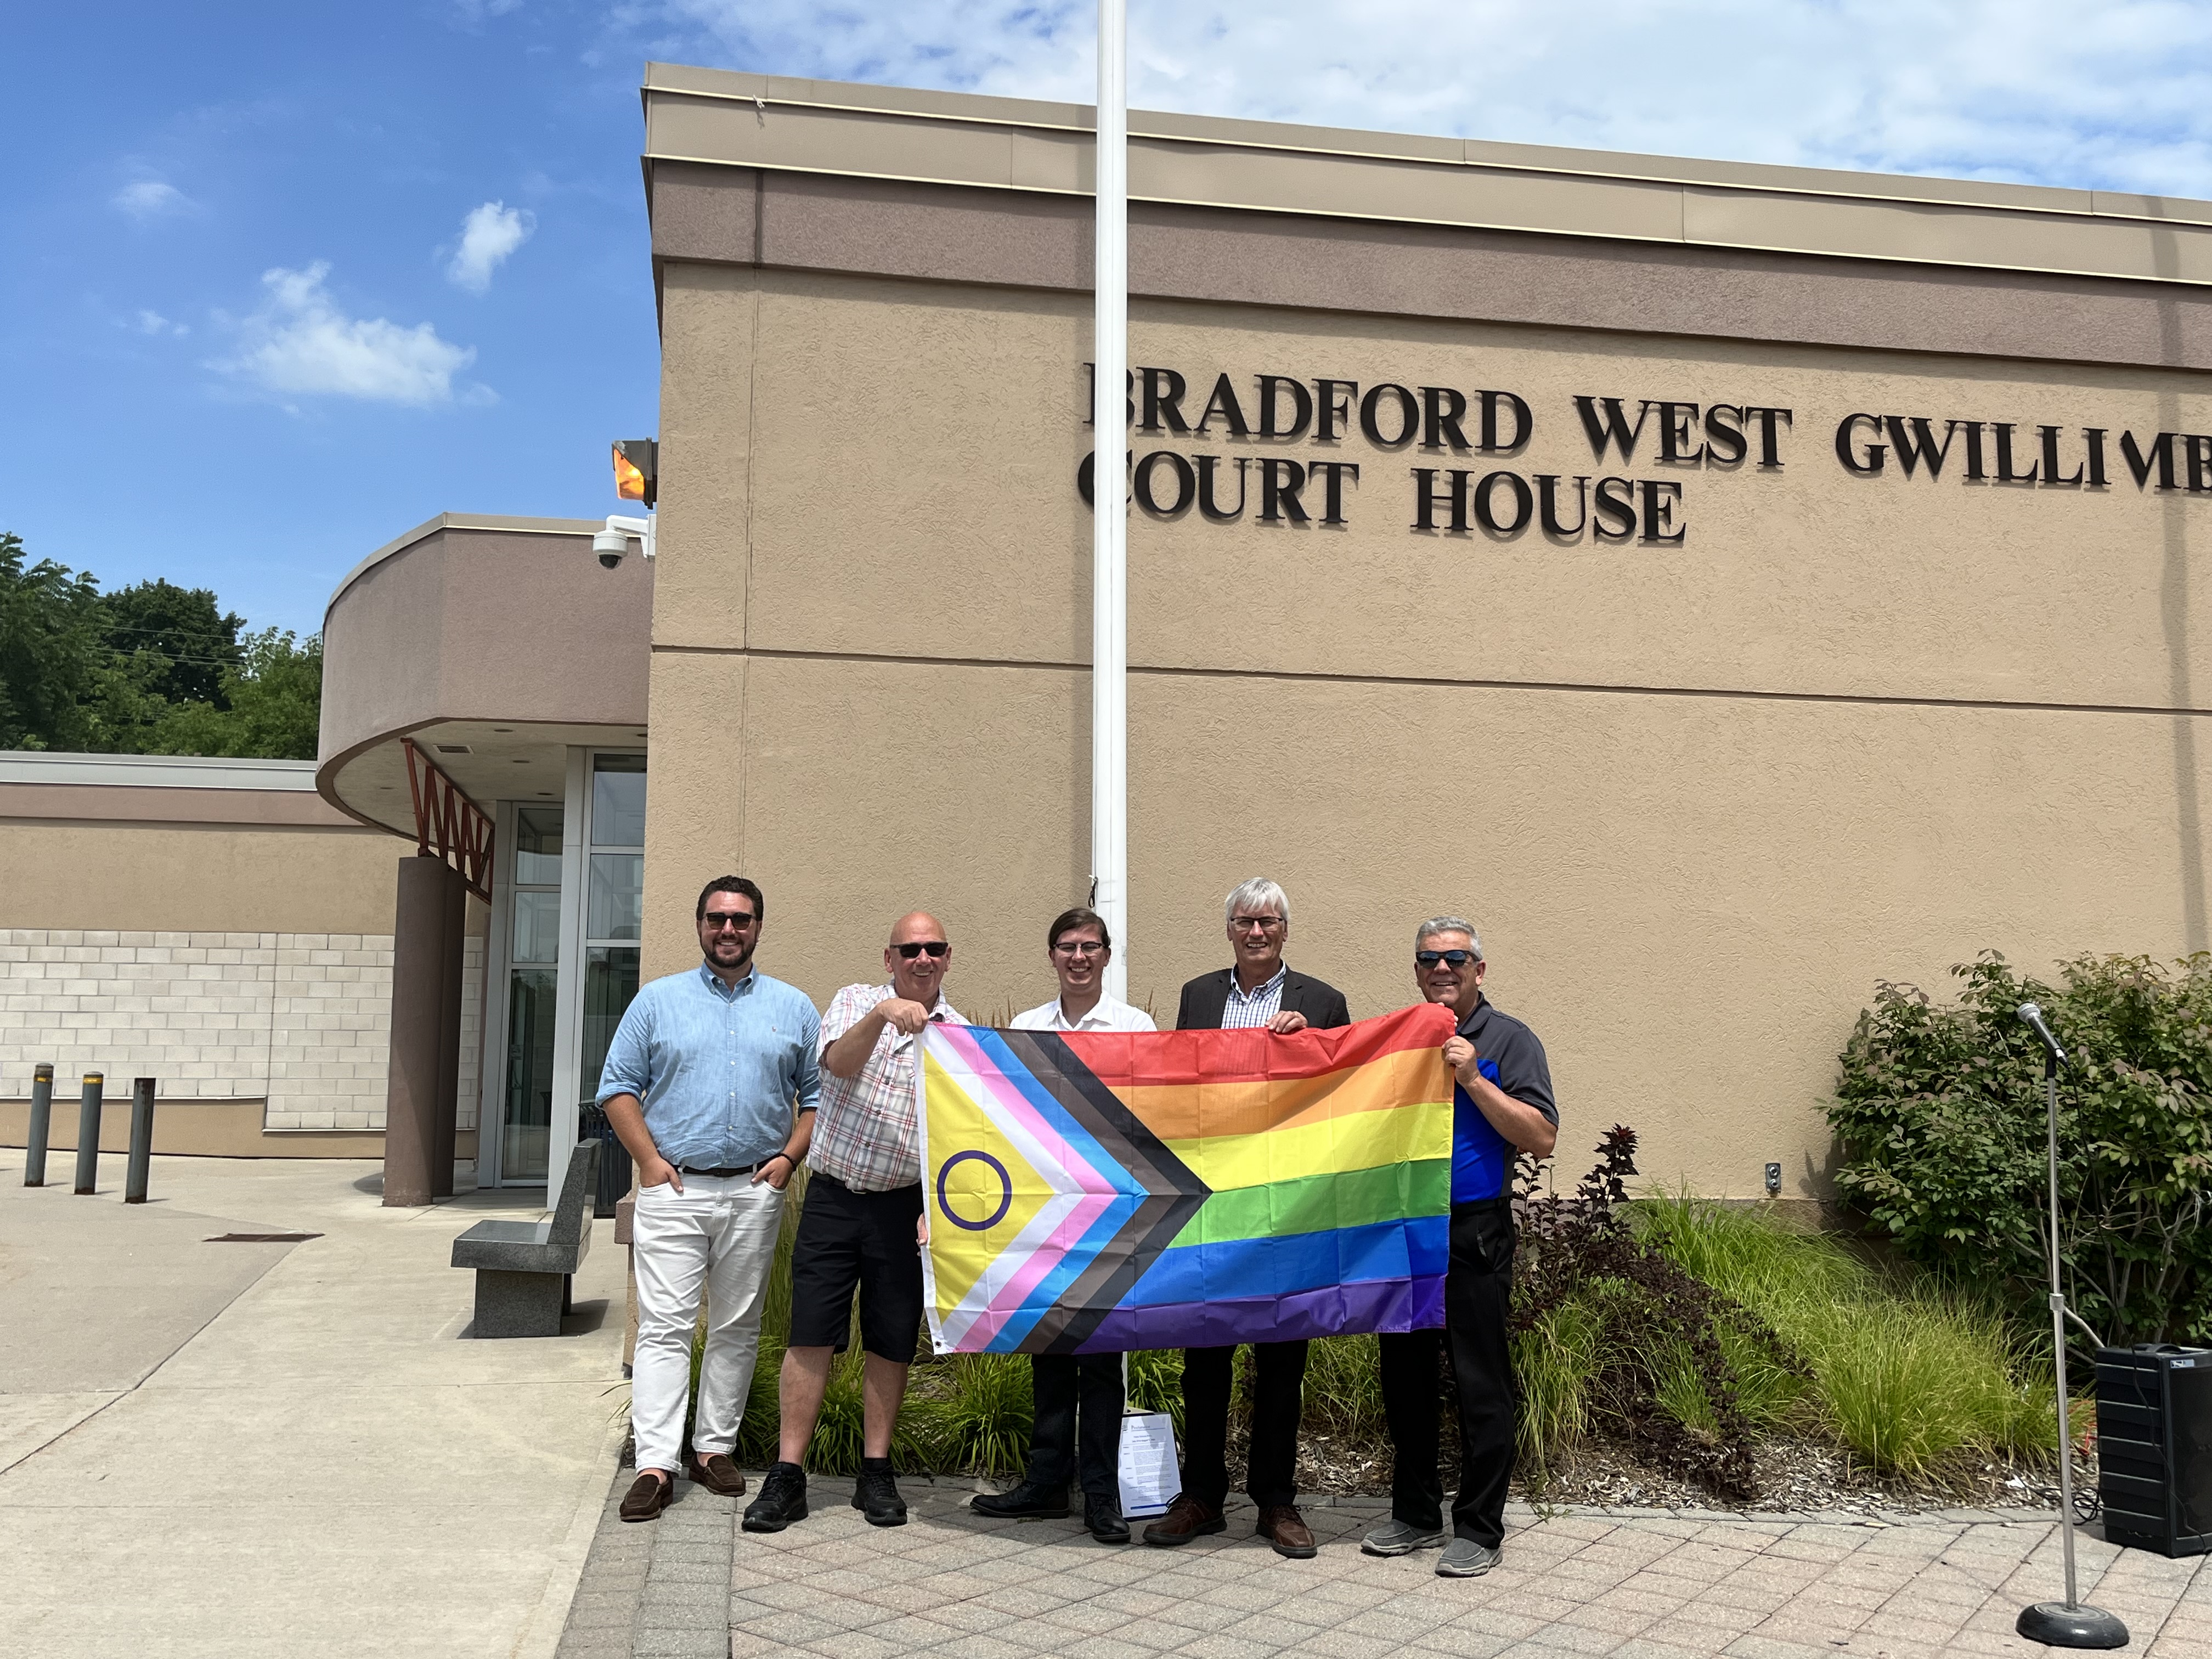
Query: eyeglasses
1231,916,1285,933
703,912,758,933
1053,940,1108,957
894,941,951,959
1416,950,1477,968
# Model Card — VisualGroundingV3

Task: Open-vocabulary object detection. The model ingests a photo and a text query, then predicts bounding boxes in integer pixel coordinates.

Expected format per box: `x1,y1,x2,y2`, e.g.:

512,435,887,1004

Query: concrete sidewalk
0,1150,628,1659
556,1476,2211,1658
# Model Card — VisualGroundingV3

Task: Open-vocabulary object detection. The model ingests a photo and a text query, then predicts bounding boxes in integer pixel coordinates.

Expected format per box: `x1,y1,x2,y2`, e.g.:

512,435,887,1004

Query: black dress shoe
619,1470,672,1522
741,1462,808,1532
1084,1494,1131,1544
853,1458,907,1527
970,1480,1072,1519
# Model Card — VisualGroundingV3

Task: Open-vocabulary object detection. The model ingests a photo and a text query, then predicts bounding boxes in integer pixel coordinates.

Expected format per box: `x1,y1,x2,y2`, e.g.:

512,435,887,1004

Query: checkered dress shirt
1220,963,1289,1029
809,982,965,1192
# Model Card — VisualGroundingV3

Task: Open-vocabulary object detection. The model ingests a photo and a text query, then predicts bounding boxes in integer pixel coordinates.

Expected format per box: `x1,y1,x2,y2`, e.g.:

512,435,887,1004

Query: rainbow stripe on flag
916,1002,1458,1355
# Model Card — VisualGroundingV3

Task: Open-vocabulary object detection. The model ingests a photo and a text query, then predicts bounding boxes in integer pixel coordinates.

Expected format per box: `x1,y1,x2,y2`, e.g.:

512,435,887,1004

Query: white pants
631,1173,785,1474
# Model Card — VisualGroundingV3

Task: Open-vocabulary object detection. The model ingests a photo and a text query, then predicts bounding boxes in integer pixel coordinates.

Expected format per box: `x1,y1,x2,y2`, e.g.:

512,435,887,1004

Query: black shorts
787,1173,926,1362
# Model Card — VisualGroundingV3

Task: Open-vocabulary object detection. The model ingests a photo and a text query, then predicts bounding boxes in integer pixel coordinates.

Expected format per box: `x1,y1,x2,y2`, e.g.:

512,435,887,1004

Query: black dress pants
1026,1352,1124,1499
1177,1340,1308,1509
1377,1198,1517,1547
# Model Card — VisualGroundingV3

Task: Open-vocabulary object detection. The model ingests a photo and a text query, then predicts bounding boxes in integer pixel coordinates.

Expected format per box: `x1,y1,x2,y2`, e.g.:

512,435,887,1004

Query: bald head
884,910,952,1003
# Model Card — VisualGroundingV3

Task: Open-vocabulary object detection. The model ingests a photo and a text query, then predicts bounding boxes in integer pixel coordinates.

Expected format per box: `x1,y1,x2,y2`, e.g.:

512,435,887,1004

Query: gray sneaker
1437,1538,1501,1577
1361,1517,1448,1556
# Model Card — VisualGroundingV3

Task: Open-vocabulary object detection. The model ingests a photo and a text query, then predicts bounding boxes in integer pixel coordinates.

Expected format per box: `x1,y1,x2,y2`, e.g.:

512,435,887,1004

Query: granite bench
452,1140,597,1337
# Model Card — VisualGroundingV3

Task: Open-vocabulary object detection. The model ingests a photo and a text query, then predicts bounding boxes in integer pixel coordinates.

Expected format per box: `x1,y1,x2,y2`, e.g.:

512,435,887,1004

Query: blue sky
8,1,2212,637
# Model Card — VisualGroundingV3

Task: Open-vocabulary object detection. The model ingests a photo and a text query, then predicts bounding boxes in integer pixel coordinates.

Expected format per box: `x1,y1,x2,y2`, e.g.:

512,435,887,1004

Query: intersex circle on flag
935,1149,1013,1232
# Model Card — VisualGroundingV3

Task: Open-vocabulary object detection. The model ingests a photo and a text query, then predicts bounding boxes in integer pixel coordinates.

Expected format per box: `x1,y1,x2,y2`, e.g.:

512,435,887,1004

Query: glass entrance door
579,755,645,1133
499,804,563,1183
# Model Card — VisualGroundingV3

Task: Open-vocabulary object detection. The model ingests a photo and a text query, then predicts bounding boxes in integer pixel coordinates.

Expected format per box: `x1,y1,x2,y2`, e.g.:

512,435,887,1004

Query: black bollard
125,1077,157,1204
74,1073,104,1195
25,1064,54,1187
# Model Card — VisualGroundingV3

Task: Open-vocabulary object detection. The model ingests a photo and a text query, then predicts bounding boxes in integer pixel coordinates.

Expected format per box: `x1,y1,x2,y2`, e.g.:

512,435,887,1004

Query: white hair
1224,877,1290,927
1415,915,1482,960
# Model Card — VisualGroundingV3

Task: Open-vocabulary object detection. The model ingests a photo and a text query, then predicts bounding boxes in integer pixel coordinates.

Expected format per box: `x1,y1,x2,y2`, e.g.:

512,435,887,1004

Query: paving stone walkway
556,1472,2210,1658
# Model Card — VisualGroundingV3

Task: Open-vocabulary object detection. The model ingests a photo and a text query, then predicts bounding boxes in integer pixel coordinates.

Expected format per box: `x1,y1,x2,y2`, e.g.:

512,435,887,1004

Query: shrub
1511,1127,1803,1498
1830,952,2212,1351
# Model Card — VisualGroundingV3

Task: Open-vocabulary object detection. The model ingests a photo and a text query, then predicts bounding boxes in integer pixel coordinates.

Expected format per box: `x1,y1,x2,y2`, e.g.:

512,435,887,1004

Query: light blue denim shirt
595,963,822,1169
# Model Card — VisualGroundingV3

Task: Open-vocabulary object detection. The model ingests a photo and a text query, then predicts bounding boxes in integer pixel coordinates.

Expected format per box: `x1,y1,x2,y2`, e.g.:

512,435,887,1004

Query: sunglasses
703,912,758,932
894,941,951,959
1416,950,1478,967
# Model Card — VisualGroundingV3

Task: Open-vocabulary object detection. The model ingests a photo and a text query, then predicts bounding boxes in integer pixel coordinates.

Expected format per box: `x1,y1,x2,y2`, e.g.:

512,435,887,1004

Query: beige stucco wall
640,261,2212,1199
0,820,397,935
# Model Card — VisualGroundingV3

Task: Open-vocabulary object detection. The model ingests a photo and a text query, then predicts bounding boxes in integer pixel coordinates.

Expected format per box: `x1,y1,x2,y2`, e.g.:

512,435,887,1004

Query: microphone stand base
2017,1602,2129,1648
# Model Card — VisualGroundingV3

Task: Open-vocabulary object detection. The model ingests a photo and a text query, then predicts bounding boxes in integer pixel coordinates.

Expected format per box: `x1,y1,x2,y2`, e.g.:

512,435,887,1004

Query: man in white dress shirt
970,906,1154,1544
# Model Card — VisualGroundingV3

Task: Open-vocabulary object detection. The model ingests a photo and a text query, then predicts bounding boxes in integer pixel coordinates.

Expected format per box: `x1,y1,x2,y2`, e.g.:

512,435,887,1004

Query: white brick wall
0,928,478,1136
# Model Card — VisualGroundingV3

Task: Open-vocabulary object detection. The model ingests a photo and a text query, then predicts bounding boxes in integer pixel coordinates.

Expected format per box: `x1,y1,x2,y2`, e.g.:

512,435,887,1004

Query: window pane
503,967,558,1184
512,805,564,883
511,889,562,964
580,946,641,1105
586,853,644,942
591,754,646,846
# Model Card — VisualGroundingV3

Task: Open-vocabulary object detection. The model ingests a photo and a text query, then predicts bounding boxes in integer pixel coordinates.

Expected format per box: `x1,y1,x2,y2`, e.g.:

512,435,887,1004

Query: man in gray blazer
1142,877,1350,1561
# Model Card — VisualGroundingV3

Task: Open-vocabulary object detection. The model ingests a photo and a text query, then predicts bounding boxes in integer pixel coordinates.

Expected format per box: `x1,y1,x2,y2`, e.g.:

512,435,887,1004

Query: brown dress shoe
1141,1494,1227,1547
684,1452,747,1496
1256,1504,1317,1559
619,1471,673,1522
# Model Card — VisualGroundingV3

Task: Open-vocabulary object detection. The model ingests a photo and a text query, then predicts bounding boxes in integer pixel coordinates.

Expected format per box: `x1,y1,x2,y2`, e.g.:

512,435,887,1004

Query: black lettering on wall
1836,414,1886,475
1133,450,1196,515
1742,407,1793,467
1410,467,1471,532
1194,375,1251,438
1310,461,1360,525
2187,435,2212,494
1196,454,1249,520
1136,368,1190,435
1655,402,1704,464
2120,430,2175,490
2085,428,2109,488
1361,384,1420,448
1421,386,1471,451
2039,425,2084,488
1886,417,1955,479
1479,391,1532,454
1472,471,1534,536
1592,476,1638,540
1960,422,1987,481
1575,397,1651,461
1258,458,1311,522
1539,474,1589,537
1639,480,1685,545
1313,379,1359,442
1075,449,1132,507
1993,424,2040,485
1703,405,1747,466
1257,376,1314,440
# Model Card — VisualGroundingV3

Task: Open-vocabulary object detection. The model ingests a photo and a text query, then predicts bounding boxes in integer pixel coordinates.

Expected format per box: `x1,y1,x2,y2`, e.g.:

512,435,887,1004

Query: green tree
99,579,245,708
0,532,132,751
143,628,323,760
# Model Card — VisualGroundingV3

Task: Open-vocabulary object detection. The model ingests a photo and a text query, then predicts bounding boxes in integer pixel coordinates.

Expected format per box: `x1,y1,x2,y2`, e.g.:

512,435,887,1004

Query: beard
706,936,756,974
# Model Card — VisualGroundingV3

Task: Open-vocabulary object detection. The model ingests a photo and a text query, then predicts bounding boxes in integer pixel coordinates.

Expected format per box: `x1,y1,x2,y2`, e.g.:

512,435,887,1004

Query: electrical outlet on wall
1764,1162,1782,1196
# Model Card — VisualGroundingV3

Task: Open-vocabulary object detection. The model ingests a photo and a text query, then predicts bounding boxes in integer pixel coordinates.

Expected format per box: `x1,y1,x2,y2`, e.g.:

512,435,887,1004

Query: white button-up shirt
1009,993,1158,1034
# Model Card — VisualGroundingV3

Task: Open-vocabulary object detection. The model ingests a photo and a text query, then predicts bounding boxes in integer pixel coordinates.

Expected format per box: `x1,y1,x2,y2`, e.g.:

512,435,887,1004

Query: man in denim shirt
599,876,821,1522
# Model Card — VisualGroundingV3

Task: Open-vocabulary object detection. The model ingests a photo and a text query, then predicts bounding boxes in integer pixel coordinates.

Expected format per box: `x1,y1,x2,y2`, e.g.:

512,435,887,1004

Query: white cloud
113,178,193,218
652,0,2212,197
132,310,188,336
445,200,537,292
217,262,483,408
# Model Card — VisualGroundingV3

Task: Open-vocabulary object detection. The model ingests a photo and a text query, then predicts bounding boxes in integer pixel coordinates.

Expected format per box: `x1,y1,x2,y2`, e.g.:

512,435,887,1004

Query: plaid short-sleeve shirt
809,983,965,1192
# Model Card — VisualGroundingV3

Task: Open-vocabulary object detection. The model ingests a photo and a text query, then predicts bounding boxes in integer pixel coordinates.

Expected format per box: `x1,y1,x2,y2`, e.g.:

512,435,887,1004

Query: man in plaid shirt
743,911,964,1535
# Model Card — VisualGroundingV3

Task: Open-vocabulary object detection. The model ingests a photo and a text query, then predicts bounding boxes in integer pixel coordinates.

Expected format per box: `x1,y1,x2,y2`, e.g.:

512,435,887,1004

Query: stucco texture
642,263,2212,1197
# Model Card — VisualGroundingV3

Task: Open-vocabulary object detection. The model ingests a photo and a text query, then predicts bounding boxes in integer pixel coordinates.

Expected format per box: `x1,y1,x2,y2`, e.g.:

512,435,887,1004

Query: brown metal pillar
430,860,466,1197
382,856,449,1207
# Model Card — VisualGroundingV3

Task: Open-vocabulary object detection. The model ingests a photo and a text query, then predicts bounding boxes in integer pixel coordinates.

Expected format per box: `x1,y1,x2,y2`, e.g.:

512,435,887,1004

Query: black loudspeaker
2096,1343,2212,1557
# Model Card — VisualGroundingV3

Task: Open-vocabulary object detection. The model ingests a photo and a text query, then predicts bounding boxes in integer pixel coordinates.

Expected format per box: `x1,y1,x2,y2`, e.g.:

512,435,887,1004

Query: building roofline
322,513,602,628
0,752,321,791
642,63,2212,290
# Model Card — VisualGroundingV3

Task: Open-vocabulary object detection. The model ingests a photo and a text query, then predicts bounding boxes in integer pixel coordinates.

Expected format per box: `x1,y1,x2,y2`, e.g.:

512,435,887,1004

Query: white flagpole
1093,0,1130,1002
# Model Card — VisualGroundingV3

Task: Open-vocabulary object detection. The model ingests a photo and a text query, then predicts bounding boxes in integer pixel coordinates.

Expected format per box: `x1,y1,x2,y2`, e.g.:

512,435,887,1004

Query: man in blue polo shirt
1365,916,1557,1576
598,876,821,1522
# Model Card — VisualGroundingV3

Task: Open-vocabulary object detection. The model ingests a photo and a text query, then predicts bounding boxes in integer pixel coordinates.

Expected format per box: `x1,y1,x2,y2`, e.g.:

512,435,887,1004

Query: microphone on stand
2018,1002,2066,1064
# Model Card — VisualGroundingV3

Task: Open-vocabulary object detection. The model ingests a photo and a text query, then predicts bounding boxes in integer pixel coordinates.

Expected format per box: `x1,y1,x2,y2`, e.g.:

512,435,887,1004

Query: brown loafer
1141,1494,1227,1547
619,1470,672,1522
685,1452,747,1496
1257,1503,1317,1559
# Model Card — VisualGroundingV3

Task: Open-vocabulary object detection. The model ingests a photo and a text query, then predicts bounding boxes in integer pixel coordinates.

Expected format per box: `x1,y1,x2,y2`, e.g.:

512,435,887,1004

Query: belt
676,1162,770,1178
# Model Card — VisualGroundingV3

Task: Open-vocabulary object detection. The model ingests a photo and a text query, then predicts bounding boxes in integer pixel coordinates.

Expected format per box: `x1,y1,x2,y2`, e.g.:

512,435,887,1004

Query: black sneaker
853,1458,907,1527
1084,1494,1131,1544
970,1480,1071,1519
741,1462,808,1533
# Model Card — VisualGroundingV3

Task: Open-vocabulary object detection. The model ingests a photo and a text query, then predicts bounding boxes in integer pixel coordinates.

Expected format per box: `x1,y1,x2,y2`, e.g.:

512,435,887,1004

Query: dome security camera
592,529,630,569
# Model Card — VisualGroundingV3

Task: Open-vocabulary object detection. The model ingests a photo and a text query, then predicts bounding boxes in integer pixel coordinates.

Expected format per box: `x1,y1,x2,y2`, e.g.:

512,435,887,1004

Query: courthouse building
11,63,2212,1200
